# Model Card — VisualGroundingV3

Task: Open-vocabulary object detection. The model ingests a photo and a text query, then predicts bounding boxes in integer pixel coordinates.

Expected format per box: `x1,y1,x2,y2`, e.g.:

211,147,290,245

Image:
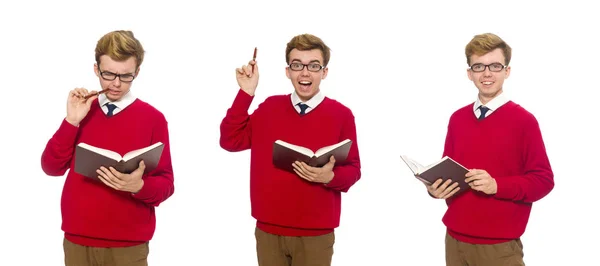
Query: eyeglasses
288,62,325,72
99,69,136,82
469,63,507,73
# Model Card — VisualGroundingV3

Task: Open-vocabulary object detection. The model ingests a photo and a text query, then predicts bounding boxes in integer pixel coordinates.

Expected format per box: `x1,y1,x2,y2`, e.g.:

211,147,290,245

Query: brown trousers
445,232,525,266
255,227,335,266
63,238,149,266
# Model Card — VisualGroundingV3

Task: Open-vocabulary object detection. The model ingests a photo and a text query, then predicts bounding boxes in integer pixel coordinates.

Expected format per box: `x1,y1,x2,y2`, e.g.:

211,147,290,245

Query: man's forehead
470,54,505,64
99,58,137,73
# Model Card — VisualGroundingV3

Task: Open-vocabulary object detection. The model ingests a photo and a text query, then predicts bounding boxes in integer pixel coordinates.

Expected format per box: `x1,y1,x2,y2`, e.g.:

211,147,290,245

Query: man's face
94,55,139,102
467,48,511,104
286,48,328,102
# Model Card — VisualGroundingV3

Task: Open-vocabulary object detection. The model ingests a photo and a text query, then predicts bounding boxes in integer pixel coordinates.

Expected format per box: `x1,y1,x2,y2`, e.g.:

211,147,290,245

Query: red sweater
41,99,174,247
220,89,361,236
442,101,554,244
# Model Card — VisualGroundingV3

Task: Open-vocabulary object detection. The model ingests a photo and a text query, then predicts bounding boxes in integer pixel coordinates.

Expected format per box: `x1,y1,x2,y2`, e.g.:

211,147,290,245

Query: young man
425,33,554,266
220,34,361,266
41,30,174,266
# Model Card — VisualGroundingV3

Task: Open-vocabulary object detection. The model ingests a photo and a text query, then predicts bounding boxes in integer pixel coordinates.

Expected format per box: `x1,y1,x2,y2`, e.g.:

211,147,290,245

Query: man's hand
97,160,146,193
292,155,336,184
465,169,497,195
66,87,98,126
425,178,460,199
236,59,259,96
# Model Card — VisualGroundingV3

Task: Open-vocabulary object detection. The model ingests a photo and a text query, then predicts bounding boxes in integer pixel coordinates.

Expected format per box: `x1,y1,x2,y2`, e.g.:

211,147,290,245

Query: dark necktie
297,103,309,115
478,105,490,120
106,103,117,117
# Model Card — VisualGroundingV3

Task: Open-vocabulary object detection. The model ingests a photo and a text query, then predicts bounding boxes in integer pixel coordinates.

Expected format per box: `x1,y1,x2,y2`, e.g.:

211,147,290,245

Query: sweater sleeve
494,116,554,203
41,119,79,176
325,111,361,192
132,116,175,207
219,89,255,152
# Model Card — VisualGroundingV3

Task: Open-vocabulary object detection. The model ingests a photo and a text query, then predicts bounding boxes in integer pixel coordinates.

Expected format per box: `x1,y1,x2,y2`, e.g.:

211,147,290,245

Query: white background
1,0,598,265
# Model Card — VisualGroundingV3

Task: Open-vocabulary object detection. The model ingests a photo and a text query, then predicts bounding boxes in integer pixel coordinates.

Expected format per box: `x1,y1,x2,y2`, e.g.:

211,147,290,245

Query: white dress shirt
98,90,137,116
473,91,510,119
290,90,325,114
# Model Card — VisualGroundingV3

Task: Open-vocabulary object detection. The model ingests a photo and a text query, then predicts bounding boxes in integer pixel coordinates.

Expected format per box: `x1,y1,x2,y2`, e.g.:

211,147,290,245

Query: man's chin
106,94,122,101
478,89,502,101
295,89,317,101
106,90,126,101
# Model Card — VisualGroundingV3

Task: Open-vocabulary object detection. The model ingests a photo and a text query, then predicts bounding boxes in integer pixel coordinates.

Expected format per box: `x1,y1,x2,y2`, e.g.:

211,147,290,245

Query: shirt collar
473,91,509,113
291,90,325,108
98,90,136,109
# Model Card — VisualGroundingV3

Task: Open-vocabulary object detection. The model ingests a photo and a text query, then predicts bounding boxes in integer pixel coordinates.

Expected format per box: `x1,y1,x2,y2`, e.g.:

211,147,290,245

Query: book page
274,140,314,157
400,155,425,175
123,142,164,161
77,143,122,161
315,139,351,157
421,156,452,173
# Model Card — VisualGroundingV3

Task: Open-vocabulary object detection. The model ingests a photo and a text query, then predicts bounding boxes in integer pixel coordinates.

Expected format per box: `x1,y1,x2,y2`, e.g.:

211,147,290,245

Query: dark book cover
272,139,352,172
74,142,164,180
401,155,470,196
418,157,470,191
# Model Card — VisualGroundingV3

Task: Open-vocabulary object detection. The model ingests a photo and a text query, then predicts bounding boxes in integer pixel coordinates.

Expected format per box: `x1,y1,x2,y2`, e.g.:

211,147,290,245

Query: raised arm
41,88,98,176
220,58,259,152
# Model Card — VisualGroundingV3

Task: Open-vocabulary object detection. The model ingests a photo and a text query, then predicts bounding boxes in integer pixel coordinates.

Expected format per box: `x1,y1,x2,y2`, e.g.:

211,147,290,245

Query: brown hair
286,34,331,66
95,30,145,69
465,33,512,65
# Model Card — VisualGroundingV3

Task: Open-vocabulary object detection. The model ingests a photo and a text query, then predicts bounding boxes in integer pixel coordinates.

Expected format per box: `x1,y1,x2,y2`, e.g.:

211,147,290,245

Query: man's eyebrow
471,62,504,65
102,70,136,75
291,59,322,64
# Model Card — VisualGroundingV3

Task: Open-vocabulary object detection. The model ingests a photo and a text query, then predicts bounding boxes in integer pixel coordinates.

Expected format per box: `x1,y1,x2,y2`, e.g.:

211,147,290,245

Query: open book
272,139,352,172
74,142,164,180
400,155,470,192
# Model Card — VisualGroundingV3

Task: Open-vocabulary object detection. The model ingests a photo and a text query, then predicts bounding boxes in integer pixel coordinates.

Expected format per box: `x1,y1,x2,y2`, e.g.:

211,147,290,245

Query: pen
252,47,257,72
82,88,109,100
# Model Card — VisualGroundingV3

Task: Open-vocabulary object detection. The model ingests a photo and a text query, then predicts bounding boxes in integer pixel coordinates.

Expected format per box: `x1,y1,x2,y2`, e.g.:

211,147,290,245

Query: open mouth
299,81,312,91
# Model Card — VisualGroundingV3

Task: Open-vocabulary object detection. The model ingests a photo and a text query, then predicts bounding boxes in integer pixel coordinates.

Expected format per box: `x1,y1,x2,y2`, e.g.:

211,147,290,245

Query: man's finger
293,163,315,179
108,167,123,178
328,155,336,165
465,175,482,183
104,172,126,187
299,162,319,174
98,175,118,190
437,179,452,192
430,179,443,189
294,169,313,182
447,182,459,191
292,162,304,173
444,187,461,199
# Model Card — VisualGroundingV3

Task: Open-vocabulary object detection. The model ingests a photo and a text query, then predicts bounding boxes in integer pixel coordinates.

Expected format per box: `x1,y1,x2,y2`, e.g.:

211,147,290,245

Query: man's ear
94,63,100,77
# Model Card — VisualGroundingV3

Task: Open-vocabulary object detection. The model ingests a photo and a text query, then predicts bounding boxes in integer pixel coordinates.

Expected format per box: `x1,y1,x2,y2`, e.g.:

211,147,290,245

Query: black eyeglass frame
98,69,137,82
288,62,325,72
469,63,507,73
